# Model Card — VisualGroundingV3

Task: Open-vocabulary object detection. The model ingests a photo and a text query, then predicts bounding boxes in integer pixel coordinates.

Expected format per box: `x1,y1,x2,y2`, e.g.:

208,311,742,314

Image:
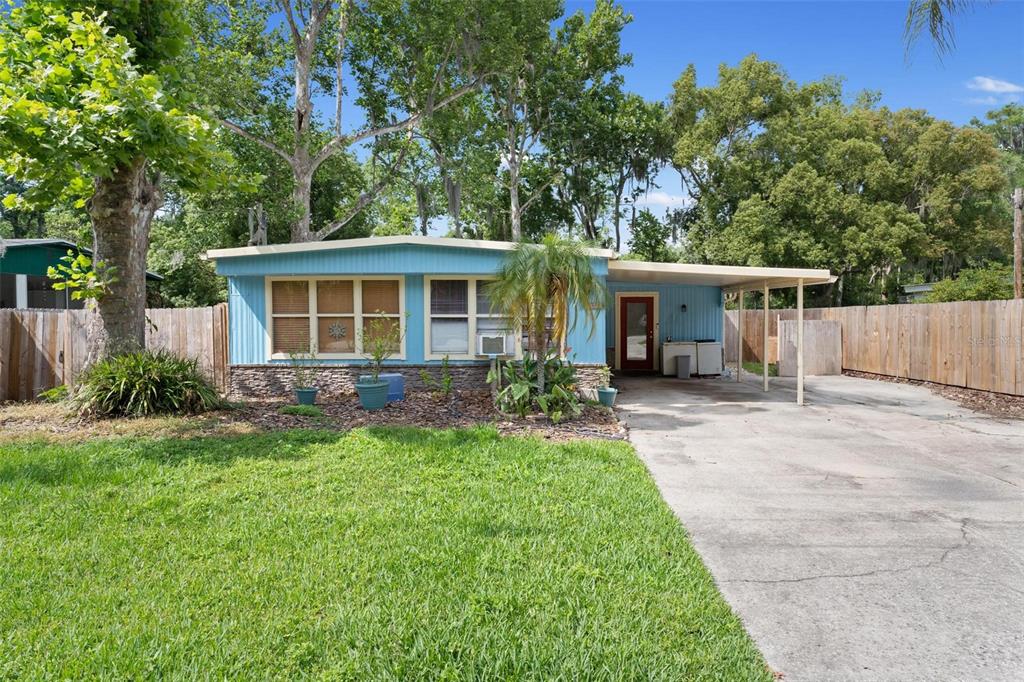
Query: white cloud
967,95,999,106
966,76,1024,94
634,191,690,209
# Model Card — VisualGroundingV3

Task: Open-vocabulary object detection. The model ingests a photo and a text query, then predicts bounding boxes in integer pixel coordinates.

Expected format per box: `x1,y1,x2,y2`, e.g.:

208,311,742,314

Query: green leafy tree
189,0,541,243
925,262,1014,302
0,2,223,360
488,235,605,392
627,210,673,262
668,55,1006,305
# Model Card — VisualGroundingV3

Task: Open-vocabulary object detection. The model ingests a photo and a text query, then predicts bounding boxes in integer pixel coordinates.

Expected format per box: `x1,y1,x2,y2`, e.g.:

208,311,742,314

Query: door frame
613,291,660,371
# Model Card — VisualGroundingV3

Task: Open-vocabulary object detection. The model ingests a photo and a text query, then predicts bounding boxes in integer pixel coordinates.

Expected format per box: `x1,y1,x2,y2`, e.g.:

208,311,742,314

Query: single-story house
0,238,163,309
206,236,831,404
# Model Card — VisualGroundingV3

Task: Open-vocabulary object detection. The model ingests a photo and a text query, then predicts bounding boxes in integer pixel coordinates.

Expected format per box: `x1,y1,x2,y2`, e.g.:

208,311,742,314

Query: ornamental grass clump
75,351,224,418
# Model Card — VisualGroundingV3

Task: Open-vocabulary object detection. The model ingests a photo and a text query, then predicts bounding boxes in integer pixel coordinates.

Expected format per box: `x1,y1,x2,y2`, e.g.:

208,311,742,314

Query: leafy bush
37,384,69,403
278,404,323,417
489,351,581,422
925,263,1014,302
75,351,224,418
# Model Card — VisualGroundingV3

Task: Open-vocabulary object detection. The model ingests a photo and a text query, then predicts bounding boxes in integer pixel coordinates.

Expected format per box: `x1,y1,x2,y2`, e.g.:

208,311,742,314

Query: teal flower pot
295,387,318,405
597,386,618,407
355,380,389,411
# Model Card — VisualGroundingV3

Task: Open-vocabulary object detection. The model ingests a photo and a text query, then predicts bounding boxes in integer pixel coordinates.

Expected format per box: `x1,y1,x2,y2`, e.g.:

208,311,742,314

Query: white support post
763,282,769,392
736,290,743,382
15,274,28,309
797,278,804,406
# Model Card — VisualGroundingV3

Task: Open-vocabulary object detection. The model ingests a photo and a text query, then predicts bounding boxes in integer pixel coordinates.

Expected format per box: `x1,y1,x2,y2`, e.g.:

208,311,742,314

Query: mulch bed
0,390,626,443
844,370,1024,420
229,389,625,441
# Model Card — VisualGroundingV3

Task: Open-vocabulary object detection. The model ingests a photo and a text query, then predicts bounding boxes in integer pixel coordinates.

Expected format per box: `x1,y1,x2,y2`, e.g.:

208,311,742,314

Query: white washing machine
661,341,696,376
696,341,723,376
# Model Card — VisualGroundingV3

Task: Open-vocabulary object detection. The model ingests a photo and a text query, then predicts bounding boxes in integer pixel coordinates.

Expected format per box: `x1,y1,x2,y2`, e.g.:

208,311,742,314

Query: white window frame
265,276,405,360
423,276,522,361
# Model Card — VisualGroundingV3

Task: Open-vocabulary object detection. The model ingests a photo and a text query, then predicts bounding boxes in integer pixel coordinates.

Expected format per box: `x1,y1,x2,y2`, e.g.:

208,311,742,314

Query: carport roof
607,260,833,292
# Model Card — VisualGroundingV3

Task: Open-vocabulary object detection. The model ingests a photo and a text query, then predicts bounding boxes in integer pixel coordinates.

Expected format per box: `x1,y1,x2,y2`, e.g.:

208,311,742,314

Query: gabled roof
205,235,617,260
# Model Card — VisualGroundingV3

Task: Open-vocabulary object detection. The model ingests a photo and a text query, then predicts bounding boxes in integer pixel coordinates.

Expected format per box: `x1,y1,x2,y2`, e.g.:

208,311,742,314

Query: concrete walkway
616,374,1024,682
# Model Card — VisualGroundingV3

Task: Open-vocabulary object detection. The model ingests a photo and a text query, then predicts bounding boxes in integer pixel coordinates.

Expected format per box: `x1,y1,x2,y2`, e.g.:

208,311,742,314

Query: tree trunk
415,183,430,236
291,154,314,242
85,157,161,363
509,165,522,242
445,175,462,237
613,194,622,252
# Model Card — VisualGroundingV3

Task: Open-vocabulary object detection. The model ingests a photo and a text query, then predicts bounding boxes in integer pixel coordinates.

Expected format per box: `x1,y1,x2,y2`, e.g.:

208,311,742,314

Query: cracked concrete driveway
616,374,1024,682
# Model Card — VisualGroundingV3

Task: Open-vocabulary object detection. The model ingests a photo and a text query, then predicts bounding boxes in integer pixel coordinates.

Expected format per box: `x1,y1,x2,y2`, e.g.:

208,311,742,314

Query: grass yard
0,427,770,680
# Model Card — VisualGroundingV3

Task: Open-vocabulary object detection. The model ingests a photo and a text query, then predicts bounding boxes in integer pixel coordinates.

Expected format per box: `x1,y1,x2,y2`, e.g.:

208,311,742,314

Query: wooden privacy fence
0,304,228,401
725,299,1024,396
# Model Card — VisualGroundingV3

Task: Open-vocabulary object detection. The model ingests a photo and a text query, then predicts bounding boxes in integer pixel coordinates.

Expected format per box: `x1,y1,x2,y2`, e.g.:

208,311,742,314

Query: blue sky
584,0,1024,212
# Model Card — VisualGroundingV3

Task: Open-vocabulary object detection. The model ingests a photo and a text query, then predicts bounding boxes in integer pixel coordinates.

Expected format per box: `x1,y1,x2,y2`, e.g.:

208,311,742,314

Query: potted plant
289,346,320,405
355,312,406,411
596,365,617,407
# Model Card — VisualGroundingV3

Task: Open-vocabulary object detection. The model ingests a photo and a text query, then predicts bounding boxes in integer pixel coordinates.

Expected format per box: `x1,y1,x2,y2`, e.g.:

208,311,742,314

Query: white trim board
208,235,615,261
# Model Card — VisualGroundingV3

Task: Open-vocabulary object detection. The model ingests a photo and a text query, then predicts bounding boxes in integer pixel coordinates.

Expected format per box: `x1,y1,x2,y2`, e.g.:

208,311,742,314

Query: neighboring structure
206,236,831,403
0,238,163,309
901,282,935,303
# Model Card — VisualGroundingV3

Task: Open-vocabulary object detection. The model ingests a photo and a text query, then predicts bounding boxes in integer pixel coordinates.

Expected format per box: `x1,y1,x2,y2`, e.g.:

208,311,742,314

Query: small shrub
37,384,69,403
75,351,224,418
420,355,454,397
278,404,323,417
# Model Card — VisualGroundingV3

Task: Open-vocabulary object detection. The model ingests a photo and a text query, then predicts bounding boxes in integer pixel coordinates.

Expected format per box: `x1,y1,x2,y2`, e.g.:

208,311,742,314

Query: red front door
619,296,655,371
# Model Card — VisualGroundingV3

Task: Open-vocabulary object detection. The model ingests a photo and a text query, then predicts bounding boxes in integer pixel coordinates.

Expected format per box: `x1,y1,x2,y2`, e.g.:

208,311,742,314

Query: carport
607,261,833,405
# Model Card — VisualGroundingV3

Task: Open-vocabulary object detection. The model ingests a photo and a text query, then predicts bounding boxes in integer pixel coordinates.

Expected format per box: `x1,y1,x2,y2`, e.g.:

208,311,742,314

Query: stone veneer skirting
228,363,607,400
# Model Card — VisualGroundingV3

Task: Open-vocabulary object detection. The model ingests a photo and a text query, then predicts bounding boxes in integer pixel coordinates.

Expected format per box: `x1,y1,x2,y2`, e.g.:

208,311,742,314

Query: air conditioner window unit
477,333,514,356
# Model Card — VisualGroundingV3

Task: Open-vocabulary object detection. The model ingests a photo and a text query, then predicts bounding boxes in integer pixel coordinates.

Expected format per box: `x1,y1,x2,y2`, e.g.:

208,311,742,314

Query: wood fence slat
724,300,1022,396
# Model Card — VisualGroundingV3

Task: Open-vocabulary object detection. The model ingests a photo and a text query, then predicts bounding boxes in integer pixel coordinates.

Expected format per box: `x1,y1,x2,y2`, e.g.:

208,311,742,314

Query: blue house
206,236,831,403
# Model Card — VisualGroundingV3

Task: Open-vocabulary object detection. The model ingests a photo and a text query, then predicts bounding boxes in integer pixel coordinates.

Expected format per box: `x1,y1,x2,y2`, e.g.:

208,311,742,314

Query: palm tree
488,235,606,393
904,0,975,56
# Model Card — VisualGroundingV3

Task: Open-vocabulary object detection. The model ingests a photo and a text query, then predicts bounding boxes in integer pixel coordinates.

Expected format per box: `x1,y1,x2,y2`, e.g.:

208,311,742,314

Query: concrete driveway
616,374,1024,682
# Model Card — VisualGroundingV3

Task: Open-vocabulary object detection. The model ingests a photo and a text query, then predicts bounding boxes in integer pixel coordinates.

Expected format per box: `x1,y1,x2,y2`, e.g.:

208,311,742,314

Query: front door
619,296,655,371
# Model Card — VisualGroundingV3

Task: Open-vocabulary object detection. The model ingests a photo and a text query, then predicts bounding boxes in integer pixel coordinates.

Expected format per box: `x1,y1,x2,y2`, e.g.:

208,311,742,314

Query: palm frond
904,0,975,57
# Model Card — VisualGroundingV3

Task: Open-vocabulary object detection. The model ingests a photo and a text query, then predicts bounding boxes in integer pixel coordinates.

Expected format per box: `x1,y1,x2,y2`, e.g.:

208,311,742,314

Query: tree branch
315,141,413,240
279,0,302,44
217,118,295,166
311,75,486,171
334,0,350,137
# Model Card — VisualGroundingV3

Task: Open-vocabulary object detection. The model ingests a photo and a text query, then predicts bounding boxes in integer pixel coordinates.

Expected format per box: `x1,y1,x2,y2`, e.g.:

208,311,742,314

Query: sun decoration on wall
329,322,347,339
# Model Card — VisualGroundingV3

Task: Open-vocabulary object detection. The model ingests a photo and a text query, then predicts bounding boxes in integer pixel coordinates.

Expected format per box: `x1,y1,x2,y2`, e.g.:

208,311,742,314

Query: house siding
605,281,723,352
218,243,609,366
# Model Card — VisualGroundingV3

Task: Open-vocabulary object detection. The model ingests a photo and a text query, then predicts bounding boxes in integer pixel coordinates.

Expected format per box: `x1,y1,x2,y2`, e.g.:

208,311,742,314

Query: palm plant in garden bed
487,236,606,423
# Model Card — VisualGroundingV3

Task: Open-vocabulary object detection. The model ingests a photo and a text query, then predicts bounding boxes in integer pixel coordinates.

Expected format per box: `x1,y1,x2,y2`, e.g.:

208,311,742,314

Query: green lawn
743,361,779,377
0,427,769,680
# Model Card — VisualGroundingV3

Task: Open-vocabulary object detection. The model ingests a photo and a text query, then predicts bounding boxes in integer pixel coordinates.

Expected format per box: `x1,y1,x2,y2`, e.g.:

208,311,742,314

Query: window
268,278,403,358
425,277,515,359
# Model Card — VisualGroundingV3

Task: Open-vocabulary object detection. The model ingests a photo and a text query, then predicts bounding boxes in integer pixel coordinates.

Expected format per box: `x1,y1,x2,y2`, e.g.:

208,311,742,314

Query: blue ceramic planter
597,386,618,407
295,387,319,405
356,380,389,411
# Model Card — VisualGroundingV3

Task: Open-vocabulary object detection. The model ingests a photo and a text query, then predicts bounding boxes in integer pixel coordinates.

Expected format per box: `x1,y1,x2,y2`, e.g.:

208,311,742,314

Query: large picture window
268,277,403,358
425,277,515,359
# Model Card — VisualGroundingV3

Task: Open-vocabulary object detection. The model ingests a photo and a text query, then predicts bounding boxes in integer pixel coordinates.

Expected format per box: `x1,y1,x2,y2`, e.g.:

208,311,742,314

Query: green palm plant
488,235,606,393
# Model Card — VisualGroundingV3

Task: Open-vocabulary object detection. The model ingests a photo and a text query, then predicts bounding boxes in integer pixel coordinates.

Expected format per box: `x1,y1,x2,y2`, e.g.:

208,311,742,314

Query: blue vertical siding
219,243,609,365
228,276,267,364
605,282,723,351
